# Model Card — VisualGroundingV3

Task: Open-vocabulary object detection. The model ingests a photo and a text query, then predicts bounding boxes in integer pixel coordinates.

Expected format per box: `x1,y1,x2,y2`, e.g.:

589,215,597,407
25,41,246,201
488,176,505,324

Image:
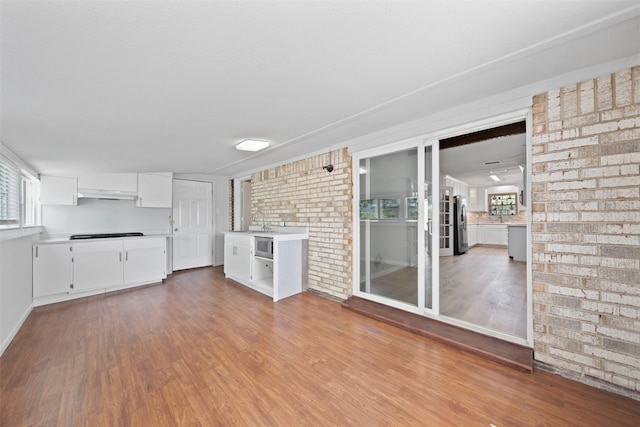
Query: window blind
0,154,20,226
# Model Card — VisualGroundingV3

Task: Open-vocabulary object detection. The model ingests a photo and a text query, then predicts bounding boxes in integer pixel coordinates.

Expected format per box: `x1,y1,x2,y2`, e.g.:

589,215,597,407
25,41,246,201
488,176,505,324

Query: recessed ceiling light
235,139,269,152
490,175,501,181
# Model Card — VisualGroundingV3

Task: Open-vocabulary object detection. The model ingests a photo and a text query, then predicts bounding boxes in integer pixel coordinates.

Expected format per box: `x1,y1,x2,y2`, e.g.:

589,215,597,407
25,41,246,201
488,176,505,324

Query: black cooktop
69,232,144,240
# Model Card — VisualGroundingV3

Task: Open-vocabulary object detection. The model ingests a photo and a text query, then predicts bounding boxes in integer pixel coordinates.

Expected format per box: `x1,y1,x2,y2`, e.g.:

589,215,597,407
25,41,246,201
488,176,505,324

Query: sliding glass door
356,140,437,312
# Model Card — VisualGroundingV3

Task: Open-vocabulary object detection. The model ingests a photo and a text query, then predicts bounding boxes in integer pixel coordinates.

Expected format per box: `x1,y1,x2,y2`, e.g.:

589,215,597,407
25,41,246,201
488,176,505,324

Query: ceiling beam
440,121,526,150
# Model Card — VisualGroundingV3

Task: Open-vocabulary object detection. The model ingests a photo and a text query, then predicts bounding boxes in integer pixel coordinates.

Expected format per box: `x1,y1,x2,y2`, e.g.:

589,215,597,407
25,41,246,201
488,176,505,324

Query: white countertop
34,233,173,244
224,226,309,240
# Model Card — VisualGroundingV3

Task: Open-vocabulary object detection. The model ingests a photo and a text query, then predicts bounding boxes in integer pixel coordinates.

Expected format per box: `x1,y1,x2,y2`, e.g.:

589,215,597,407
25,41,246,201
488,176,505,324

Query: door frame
232,175,252,231
351,109,533,347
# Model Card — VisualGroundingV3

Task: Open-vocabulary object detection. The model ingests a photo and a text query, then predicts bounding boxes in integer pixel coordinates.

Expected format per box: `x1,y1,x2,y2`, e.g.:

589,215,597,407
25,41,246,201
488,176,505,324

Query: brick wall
531,66,640,396
249,149,353,299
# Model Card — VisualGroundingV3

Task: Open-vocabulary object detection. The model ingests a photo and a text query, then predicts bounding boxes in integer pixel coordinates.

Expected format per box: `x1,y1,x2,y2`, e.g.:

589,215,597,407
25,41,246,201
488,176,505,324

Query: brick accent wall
250,149,353,299
531,66,640,396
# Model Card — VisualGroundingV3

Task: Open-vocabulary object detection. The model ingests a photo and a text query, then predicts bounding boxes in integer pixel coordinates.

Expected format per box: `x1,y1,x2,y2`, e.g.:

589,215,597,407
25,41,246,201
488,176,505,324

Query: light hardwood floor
1,266,638,426
367,246,526,338
440,246,527,338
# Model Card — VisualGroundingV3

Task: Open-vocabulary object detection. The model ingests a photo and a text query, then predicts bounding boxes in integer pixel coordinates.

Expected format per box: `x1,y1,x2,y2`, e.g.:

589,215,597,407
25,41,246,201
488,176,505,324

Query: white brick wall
248,149,352,300
532,65,640,397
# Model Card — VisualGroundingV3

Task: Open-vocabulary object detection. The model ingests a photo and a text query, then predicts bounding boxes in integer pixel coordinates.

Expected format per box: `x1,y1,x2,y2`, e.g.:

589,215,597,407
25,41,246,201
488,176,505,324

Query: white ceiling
1,1,639,177
440,134,526,187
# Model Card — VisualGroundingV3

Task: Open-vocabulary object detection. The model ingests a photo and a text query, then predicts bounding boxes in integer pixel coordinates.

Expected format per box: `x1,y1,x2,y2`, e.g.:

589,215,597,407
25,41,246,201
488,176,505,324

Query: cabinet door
123,238,166,284
467,225,477,247
224,234,252,283
499,228,509,245
73,241,123,291
137,173,172,208
40,176,77,205
485,226,507,245
33,244,73,297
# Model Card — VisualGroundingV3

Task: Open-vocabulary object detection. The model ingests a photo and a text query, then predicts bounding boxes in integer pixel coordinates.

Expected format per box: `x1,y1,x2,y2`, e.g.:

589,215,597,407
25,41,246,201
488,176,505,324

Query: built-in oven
255,236,274,259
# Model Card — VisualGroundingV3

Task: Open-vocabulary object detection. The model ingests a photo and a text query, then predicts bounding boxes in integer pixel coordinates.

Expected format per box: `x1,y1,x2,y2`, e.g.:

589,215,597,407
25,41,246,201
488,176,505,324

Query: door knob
174,228,178,232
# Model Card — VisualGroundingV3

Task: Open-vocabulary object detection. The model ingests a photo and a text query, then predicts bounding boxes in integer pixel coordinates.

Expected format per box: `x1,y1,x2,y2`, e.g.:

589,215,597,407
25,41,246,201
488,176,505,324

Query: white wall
0,235,34,355
174,174,230,266
41,199,172,237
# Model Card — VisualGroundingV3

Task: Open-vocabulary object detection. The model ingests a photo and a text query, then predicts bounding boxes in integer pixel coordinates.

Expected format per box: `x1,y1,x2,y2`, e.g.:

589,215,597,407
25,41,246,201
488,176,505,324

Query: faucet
253,209,272,232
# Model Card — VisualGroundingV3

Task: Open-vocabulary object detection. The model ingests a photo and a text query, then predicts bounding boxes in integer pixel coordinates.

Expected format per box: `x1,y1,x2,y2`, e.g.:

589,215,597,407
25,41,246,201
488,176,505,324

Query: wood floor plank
1,266,638,426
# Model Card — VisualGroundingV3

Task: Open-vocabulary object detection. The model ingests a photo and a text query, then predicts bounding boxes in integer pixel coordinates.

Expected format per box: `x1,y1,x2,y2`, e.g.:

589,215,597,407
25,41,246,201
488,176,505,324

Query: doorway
439,124,527,339
172,179,213,271
353,115,531,346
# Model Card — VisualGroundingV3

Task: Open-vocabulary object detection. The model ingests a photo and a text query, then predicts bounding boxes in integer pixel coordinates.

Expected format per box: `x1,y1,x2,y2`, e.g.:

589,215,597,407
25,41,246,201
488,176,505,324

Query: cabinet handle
119,252,122,262
35,246,38,258
126,251,128,261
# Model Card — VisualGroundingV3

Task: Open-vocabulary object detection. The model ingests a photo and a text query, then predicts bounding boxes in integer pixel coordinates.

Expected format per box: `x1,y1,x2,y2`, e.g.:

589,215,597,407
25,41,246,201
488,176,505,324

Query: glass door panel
359,148,418,306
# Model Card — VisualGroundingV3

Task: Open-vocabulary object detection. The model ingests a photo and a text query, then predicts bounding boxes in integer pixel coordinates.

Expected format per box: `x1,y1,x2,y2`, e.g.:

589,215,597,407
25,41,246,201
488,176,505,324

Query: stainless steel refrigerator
453,195,468,255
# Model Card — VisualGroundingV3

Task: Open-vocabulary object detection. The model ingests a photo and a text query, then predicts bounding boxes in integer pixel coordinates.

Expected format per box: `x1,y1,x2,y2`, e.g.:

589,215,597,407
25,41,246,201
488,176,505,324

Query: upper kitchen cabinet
40,175,78,205
137,173,172,208
77,173,138,199
468,186,487,212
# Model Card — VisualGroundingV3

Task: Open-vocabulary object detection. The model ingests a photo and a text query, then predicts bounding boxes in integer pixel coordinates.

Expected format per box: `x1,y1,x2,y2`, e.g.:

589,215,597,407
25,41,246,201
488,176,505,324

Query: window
0,153,40,229
0,155,20,227
22,172,40,226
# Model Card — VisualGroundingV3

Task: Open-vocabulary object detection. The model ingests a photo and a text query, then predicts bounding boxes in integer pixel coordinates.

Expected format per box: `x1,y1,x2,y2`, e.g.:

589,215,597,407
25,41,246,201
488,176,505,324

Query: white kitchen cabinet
40,175,77,205
467,224,477,247
223,229,308,302
476,225,485,244
137,173,172,208
224,233,253,285
508,225,527,261
78,173,138,193
33,236,169,306
72,240,123,292
468,186,487,212
484,225,508,246
33,243,73,297
123,238,166,284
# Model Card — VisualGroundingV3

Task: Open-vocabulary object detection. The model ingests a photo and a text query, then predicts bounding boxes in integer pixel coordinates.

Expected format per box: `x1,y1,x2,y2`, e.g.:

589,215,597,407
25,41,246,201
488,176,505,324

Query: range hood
77,188,138,200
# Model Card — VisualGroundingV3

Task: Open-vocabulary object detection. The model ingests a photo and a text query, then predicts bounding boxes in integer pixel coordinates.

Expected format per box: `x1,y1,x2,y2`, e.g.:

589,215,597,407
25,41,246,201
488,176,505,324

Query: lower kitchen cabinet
224,233,253,285
32,237,168,306
484,225,508,246
472,224,509,246
467,224,477,247
73,240,123,291
123,238,166,283
223,230,308,302
508,225,527,261
33,243,73,297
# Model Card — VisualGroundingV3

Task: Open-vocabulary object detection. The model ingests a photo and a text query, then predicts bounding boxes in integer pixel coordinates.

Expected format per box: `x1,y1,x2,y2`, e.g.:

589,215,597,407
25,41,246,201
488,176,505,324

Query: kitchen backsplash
467,210,527,224
41,198,172,237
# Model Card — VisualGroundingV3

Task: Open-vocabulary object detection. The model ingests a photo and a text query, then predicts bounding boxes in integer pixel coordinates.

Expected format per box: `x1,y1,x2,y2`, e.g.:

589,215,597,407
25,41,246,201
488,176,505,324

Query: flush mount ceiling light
235,139,269,152
490,174,501,181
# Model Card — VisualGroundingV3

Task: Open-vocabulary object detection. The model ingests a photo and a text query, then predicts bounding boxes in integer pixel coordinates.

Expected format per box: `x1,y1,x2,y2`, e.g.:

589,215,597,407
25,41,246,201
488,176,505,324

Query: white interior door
172,179,213,271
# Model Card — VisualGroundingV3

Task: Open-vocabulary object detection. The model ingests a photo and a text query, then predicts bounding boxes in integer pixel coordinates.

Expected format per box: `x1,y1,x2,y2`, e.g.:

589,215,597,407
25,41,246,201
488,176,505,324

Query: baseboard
0,302,33,357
